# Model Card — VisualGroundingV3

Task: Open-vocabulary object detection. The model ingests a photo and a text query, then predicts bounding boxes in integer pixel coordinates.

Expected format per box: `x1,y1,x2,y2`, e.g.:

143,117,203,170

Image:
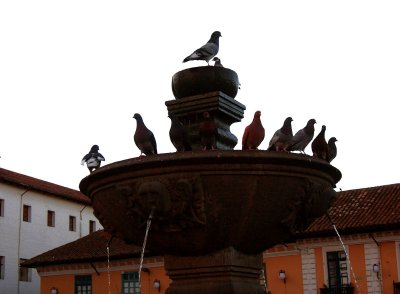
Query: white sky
0,1,399,191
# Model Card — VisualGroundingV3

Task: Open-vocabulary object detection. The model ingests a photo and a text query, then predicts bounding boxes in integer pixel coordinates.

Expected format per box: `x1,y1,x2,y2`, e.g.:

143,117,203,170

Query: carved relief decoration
281,179,337,233
116,176,206,232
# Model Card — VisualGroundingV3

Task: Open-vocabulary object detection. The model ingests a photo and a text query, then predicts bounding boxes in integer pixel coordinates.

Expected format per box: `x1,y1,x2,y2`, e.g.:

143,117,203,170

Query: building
0,168,102,294
264,183,400,294
22,230,168,294
23,183,400,294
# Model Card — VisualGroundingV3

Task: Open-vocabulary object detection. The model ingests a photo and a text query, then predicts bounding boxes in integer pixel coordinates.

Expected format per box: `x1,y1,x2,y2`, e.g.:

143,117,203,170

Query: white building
0,167,101,294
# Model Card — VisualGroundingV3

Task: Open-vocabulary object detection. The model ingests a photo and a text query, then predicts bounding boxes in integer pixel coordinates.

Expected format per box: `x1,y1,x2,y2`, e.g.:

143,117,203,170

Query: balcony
320,286,354,294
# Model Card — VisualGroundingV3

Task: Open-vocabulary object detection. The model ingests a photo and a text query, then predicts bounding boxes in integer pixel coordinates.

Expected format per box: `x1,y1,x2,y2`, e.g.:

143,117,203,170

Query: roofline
295,223,400,239
0,167,91,205
22,252,151,268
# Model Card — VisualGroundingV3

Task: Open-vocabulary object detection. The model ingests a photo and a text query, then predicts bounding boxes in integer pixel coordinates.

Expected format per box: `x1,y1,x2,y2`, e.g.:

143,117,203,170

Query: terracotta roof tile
22,230,145,267
0,167,90,205
301,183,400,237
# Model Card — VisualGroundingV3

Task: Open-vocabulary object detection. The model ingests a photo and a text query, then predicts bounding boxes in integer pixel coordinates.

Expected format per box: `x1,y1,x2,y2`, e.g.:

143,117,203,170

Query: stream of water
332,223,362,293
106,246,111,294
138,208,155,288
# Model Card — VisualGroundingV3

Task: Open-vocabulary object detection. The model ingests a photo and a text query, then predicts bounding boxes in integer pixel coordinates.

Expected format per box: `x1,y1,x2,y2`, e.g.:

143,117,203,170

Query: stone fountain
80,66,341,294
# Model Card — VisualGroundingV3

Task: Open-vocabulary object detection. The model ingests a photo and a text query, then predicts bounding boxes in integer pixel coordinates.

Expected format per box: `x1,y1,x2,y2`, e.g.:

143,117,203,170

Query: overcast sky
0,1,399,191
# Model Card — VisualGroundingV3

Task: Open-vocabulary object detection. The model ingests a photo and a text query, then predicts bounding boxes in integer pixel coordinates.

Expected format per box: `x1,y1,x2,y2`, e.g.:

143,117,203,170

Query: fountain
79,65,341,293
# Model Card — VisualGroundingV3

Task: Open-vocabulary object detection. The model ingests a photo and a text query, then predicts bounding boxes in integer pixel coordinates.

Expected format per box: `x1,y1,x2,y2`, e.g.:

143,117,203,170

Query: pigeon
286,119,316,153
169,114,192,152
242,111,265,150
199,111,217,150
267,117,293,151
327,137,338,163
183,31,222,65
212,57,223,67
311,125,329,160
133,113,157,156
81,145,105,173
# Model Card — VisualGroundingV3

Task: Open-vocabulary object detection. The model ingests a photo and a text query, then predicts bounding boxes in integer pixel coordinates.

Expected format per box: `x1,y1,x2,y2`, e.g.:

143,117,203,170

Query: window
0,199,4,217
326,251,349,288
0,256,4,280
69,215,76,232
89,220,96,233
19,259,31,282
122,272,140,294
47,210,55,227
23,205,31,222
75,275,92,294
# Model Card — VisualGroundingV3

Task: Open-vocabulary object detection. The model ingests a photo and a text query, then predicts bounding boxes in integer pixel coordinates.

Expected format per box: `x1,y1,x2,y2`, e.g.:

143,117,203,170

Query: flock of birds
81,31,337,172
81,111,338,173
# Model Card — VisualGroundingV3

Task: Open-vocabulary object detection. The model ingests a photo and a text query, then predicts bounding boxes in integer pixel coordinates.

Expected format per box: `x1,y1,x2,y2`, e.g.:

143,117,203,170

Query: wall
265,251,303,294
348,243,368,294
38,259,170,294
266,233,400,294
380,241,398,294
0,183,101,294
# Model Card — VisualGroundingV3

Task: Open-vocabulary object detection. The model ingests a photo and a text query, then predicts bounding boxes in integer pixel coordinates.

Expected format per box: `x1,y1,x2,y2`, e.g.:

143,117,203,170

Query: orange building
24,183,400,294
264,183,400,294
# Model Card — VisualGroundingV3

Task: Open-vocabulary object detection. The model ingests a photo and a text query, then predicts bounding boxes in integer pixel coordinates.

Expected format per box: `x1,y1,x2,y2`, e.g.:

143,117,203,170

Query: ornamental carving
281,179,336,233
117,176,206,232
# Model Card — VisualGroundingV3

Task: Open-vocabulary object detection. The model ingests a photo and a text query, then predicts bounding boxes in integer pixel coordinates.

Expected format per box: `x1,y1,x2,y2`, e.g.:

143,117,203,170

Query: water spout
328,214,361,293
106,235,113,294
138,207,155,288
106,246,111,294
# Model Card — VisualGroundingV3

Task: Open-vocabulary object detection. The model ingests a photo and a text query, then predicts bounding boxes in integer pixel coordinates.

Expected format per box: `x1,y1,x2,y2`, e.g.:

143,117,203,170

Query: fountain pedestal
165,248,264,294
165,91,245,150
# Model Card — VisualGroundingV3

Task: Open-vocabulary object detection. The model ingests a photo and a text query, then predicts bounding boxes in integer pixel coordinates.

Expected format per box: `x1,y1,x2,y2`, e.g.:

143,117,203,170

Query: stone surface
165,247,265,294
172,66,240,99
165,91,245,150
80,150,341,256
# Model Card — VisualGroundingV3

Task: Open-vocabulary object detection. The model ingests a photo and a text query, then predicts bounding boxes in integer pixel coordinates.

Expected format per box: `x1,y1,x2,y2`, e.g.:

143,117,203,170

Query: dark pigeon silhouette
133,113,157,156
169,114,192,152
212,57,223,67
183,31,222,65
327,137,338,163
242,110,265,150
286,119,316,153
199,111,217,150
81,145,105,173
267,117,293,151
311,125,329,160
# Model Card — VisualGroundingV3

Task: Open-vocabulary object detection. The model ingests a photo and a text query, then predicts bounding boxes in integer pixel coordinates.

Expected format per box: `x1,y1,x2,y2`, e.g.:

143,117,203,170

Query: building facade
264,183,400,294
0,168,102,294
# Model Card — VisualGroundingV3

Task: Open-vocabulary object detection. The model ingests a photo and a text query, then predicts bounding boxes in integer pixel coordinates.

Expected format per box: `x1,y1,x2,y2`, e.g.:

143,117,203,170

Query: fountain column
165,66,245,150
165,247,264,294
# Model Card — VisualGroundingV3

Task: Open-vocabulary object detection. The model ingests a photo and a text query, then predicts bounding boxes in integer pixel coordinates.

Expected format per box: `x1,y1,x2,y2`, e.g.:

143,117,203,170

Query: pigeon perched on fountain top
327,137,338,163
311,125,329,160
169,114,192,152
286,118,316,153
81,145,105,173
133,113,157,156
199,111,217,150
242,111,265,150
267,117,293,151
183,31,222,65
212,57,223,67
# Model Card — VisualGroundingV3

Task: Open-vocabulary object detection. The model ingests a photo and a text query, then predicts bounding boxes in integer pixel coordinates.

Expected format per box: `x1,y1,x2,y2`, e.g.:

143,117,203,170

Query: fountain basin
79,150,341,256
172,66,240,99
